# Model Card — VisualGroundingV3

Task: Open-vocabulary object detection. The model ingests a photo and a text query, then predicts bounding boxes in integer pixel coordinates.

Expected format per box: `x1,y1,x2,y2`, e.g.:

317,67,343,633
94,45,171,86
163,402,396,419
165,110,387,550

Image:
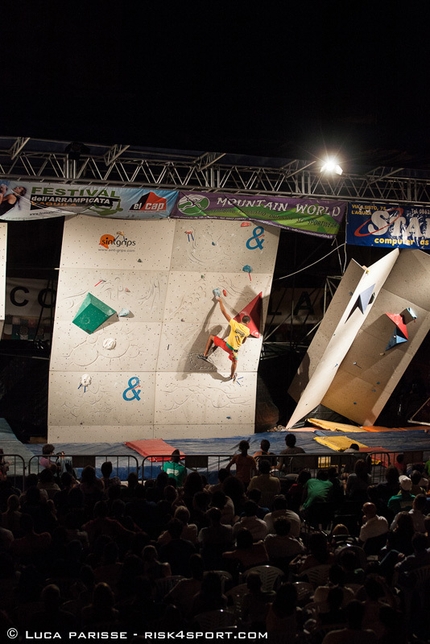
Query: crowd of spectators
0,435,429,642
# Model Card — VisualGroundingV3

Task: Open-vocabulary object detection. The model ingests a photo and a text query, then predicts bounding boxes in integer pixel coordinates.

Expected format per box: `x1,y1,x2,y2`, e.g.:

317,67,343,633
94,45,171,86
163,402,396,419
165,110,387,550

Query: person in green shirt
162,449,187,486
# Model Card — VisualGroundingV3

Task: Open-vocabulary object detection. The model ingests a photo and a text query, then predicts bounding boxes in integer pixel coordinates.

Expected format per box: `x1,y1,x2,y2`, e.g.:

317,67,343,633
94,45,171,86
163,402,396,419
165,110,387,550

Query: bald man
358,502,389,544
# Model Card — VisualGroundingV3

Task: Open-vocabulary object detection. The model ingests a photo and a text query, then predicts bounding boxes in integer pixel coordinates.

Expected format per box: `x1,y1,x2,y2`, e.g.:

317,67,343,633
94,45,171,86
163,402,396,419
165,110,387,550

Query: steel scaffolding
2,137,430,204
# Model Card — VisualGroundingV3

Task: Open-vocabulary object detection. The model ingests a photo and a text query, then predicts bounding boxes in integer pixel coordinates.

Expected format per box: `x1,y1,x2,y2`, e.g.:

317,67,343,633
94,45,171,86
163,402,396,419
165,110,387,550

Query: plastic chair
293,581,314,604
208,570,233,592
194,609,236,630
225,583,248,622
242,565,285,592
299,564,331,589
154,575,185,601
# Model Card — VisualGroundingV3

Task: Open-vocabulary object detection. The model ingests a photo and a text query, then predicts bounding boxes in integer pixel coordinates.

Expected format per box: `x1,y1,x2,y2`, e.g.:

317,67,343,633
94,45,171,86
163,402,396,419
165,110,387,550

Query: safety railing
28,453,140,481
140,448,430,486
0,454,26,490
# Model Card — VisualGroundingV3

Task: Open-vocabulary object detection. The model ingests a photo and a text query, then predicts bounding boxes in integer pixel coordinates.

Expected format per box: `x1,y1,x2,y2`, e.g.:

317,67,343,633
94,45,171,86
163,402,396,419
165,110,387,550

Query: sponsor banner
2,278,56,340
172,192,346,238
347,202,430,250
0,180,178,220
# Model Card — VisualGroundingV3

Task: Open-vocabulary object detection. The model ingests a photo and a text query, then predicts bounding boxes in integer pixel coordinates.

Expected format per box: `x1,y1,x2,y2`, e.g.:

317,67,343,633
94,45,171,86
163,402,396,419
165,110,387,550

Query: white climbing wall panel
48,215,279,442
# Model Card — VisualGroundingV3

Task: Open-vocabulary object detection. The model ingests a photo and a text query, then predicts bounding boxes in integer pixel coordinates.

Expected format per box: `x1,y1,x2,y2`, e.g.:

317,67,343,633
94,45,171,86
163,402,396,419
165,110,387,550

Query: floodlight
321,157,343,175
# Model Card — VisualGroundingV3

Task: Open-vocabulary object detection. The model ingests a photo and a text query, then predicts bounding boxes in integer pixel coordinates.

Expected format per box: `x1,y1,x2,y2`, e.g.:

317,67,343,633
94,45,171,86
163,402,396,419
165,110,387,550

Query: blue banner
347,203,430,250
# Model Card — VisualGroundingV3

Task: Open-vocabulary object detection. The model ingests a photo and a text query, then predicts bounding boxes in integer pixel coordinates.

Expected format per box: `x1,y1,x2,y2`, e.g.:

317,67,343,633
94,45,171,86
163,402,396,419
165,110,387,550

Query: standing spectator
225,440,257,488
277,433,306,474
253,439,277,468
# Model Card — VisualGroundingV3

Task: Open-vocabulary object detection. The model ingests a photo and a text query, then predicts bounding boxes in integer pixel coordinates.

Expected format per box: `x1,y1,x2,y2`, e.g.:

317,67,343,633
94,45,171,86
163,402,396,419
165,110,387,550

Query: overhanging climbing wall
48,216,279,442
287,249,430,427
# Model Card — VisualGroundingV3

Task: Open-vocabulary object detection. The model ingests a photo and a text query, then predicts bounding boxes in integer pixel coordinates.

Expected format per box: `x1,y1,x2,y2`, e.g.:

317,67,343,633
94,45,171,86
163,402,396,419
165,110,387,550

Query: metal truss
2,137,430,205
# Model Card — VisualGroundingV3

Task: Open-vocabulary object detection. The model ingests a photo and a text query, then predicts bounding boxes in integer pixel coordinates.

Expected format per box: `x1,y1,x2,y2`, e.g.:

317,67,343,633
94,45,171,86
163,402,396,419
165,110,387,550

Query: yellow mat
308,418,364,433
313,435,370,451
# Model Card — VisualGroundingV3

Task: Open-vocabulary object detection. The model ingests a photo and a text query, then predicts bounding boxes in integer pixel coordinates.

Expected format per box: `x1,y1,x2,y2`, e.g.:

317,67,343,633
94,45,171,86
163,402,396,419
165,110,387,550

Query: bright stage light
321,157,343,175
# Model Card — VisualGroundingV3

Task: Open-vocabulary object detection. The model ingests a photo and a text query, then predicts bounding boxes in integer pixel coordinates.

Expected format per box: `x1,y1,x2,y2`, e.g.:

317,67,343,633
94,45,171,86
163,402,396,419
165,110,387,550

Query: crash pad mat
125,439,185,462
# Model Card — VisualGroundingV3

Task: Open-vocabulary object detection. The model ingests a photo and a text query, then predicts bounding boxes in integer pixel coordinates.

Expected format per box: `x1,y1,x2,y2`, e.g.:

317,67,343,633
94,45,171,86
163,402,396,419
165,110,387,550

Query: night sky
2,1,430,168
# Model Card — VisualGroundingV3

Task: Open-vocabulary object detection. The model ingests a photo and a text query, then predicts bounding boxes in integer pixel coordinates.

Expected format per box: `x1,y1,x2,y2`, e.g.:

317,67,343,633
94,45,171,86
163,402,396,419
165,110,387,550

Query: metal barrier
1,454,26,490
141,449,430,485
28,454,140,481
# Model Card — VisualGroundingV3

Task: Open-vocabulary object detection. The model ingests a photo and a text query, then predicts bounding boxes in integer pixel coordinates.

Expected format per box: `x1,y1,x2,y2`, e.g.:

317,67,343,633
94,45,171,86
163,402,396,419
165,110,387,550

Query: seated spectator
222,528,269,572
197,507,234,570
394,532,430,577
345,459,371,502
410,469,428,495
81,582,119,628
10,513,52,565
246,488,270,518
210,490,236,526
157,505,198,546
162,450,187,487
359,502,389,545
158,518,196,577
300,470,333,518
82,500,134,547
373,466,401,520
241,570,274,628
27,583,77,635
315,586,347,629
190,570,228,618
266,582,302,639
390,494,427,533
286,470,312,514
265,494,301,537
100,461,121,491
264,516,305,562
291,532,335,576
37,468,61,500
321,599,378,644
387,476,415,515
79,466,104,517
313,563,355,609
1,494,22,536
233,500,268,541
205,468,230,494
142,544,171,581
247,459,281,509
165,553,205,618
93,541,123,591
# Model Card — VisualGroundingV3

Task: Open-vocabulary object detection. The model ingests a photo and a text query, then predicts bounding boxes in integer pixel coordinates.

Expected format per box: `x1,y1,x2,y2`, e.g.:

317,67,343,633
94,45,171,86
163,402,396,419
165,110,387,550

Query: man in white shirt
358,502,389,544
233,500,268,541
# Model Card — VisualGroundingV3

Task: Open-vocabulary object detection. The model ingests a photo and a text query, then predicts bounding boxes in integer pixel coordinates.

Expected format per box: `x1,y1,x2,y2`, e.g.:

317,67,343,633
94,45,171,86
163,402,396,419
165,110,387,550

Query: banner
347,202,430,250
0,180,178,220
172,192,346,238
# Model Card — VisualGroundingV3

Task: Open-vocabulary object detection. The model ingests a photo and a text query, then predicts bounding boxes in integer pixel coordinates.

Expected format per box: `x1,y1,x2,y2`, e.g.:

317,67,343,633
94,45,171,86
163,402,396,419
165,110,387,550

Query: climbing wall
287,249,430,427
48,215,279,442
0,224,6,338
